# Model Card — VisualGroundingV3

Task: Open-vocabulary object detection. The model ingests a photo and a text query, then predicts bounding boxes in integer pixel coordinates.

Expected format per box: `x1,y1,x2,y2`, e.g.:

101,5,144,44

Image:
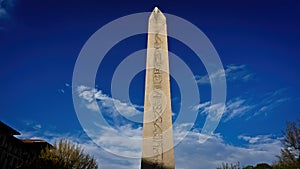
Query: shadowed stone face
141,7,175,169
141,159,174,169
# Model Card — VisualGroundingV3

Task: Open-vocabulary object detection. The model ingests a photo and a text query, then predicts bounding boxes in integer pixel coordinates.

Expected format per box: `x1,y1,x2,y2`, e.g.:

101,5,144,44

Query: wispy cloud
224,98,253,121
0,0,15,19
193,102,226,122
195,64,253,84
33,124,42,129
0,0,16,29
76,85,142,118
22,120,44,130
194,88,289,122
253,88,290,117
238,134,278,144
0,8,7,19
195,98,253,122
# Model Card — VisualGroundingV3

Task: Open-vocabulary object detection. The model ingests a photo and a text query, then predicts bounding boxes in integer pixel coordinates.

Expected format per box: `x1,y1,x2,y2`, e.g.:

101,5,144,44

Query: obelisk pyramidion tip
150,6,166,23
153,7,159,14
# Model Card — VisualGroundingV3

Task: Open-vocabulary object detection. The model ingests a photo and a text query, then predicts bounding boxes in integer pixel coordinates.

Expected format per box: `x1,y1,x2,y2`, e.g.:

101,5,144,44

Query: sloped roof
0,121,20,135
21,139,53,147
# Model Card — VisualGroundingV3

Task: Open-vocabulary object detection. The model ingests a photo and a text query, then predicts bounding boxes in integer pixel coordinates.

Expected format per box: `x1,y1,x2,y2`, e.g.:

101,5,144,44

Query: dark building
0,121,51,169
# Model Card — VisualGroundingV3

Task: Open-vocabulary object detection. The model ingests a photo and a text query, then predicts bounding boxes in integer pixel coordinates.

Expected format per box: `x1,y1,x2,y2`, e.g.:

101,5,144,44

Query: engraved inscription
154,34,162,49
151,33,163,168
142,7,174,169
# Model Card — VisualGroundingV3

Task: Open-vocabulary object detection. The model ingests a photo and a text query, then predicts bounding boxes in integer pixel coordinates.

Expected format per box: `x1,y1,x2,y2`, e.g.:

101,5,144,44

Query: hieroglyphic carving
153,34,162,90
142,7,174,169
151,33,163,168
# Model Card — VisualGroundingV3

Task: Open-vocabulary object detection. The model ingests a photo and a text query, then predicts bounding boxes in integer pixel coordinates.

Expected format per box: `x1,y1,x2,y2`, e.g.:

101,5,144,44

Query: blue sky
1,0,300,168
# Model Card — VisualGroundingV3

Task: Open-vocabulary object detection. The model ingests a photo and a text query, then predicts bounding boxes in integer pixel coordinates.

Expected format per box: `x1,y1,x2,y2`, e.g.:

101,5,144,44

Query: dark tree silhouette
276,119,300,169
20,139,98,169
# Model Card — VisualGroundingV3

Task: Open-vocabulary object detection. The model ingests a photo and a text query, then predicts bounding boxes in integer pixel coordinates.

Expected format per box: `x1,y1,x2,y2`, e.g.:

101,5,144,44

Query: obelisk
141,7,175,169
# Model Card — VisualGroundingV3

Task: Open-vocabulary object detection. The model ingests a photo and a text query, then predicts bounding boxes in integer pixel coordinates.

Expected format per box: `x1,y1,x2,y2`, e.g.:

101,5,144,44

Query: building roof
0,121,20,135
21,139,48,143
0,121,52,148
21,139,53,147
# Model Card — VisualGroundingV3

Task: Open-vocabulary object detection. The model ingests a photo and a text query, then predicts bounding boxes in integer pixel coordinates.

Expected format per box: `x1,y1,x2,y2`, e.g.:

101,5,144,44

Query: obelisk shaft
141,7,175,169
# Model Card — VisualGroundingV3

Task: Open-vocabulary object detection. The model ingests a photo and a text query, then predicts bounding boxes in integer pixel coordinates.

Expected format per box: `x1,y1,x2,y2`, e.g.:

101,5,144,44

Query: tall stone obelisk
141,7,175,169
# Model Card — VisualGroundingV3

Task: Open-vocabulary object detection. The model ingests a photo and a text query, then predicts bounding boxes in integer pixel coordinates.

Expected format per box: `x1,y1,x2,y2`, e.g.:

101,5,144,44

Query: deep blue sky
1,0,300,168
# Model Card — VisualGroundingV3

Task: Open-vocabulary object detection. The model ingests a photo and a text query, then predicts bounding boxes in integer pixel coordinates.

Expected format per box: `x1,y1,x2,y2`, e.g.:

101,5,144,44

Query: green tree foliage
275,119,300,169
20,139,98,169
216,162,241,169
216,163,273,169
255,163,272,169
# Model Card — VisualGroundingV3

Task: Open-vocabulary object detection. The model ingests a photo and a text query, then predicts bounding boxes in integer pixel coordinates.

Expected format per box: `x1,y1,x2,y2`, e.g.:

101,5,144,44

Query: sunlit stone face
141,7,175,169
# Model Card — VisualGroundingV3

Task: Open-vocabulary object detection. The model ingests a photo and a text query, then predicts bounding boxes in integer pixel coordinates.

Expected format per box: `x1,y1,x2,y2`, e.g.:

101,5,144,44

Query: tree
254,163,272,169
216,163,273,169
276,119,300,168
20,139,98,169
216,162,241,169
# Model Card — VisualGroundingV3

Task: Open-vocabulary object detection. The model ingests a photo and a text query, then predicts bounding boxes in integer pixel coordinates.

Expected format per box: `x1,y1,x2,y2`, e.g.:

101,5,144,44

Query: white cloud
33,124,42,129
224,98,253,121
16,102,284,168
23,120,43,130
192,101,210,111
174,133,282,169
238,135,275,144
225,64,253,82
16,126,141,168
22,84,287,168
17,126,282,169
195,69,224,84
76,85,142,117
195,64,253,84
194,98,253,122
89,124,143,158
196,102,226,122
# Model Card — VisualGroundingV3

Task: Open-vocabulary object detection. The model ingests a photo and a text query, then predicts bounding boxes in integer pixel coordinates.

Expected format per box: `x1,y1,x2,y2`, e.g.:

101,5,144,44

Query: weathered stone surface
141,7,175,169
